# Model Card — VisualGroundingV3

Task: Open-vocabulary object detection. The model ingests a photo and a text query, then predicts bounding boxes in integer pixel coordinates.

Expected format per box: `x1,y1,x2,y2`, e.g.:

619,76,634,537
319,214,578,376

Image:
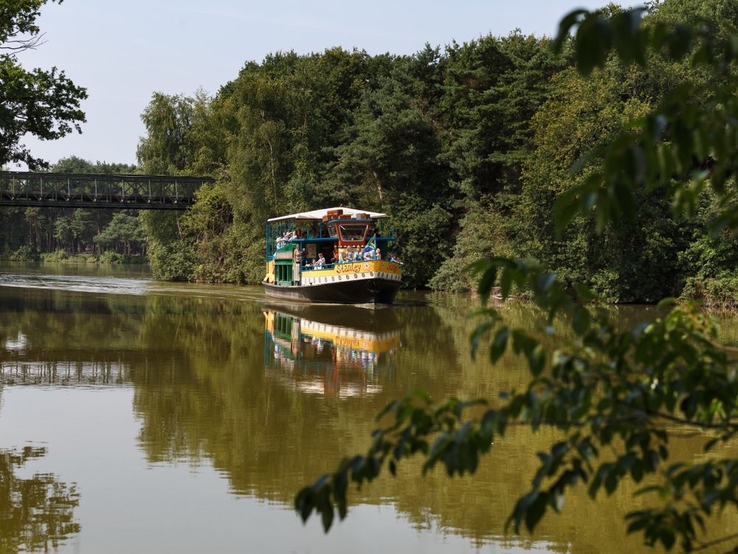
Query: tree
136,92,196,175
0,0,87,169
330,56,455,287
430,33,569,292
52,214,71,250
296,7,738,552
93,212,145,255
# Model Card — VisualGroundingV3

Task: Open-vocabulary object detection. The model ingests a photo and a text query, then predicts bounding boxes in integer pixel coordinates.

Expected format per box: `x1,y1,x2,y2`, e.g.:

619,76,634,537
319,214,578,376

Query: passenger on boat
314,253,326,268
376,248,382,260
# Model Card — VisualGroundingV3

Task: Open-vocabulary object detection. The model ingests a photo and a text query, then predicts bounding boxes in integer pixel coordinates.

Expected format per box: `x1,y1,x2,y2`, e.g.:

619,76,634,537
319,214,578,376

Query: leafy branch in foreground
552,6,738,235
297,7,738,552
297,258,738,551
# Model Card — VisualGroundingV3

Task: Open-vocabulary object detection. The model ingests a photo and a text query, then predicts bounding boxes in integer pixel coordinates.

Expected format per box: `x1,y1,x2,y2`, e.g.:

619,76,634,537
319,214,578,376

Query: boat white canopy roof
267,207,388,223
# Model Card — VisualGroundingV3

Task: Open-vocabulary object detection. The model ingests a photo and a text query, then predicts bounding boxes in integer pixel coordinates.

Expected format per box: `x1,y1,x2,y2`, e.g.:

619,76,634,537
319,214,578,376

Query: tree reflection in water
0,446,80,553
5,282,738,552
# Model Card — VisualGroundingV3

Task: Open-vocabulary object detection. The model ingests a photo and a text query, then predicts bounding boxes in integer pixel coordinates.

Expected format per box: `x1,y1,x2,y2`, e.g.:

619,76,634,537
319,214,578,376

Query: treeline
0,157,147,263
135,34,569,287
132,0,738,303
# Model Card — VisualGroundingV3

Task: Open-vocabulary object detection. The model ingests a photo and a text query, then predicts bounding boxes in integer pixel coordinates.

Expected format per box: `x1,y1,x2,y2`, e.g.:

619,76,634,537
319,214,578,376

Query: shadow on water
390,299,431,308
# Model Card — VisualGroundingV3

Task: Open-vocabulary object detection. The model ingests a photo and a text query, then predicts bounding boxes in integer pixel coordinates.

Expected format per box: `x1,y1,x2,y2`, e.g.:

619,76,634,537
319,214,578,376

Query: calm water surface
0,262,735,553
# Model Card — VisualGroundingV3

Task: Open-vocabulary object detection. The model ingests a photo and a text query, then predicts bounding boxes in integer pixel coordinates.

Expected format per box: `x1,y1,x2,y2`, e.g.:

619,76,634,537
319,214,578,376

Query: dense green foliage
295,5,738,553
129,0,736,303
134,38,569,290
0,0,87,169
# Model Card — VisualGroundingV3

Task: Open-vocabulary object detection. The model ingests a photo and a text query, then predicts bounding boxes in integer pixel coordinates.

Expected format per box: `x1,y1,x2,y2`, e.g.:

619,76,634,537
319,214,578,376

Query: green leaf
500,267,514,299
470,319,495,359
334,472,348,519
553,9,588,53
660,528,675,550
320,498,334,532
574,284,596,302
477,265,497,306
295,487,313,523
525,493,548,532
605,471,618,495
626,517,649,534
490,327,510,364
572,307,590,336
576,16,612,76
668,24,692,60
527,345,546,377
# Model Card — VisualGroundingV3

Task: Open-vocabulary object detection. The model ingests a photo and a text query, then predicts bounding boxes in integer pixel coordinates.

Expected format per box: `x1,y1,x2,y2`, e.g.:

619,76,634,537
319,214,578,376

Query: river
0,262,733,553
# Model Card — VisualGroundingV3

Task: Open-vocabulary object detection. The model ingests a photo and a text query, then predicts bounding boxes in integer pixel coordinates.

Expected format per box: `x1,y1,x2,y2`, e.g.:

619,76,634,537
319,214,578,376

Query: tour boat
263,207,402,304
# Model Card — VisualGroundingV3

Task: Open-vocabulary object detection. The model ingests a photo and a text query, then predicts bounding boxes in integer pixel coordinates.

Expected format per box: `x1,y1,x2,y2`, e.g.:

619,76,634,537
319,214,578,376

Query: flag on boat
363,235,377,257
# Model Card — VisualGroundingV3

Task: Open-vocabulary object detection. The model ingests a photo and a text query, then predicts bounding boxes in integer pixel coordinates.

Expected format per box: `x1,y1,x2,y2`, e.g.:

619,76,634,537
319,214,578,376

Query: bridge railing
0,171,214,209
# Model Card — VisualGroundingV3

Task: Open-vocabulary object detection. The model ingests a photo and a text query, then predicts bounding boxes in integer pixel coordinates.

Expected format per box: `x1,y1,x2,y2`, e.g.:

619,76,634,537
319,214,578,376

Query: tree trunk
372,170,384,206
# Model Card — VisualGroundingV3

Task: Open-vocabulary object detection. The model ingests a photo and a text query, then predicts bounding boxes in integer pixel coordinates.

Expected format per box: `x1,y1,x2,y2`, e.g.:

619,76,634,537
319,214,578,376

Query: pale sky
15,0,611,168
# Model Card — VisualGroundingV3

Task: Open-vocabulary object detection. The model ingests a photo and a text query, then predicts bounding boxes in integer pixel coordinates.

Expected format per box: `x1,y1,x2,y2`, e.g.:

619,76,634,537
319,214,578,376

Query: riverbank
1,247,147,265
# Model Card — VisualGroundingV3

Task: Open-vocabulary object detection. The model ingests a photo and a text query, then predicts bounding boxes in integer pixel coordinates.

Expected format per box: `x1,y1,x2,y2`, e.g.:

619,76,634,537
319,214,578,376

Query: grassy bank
1,247,147,265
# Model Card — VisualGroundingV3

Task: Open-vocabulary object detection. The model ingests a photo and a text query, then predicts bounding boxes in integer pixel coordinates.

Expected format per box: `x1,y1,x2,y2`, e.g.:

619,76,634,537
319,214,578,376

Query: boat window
339,224,368,242
328,225,338,238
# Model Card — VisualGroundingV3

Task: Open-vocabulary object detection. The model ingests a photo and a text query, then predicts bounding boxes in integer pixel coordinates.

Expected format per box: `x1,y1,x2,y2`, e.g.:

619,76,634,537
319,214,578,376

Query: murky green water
0,262,735,553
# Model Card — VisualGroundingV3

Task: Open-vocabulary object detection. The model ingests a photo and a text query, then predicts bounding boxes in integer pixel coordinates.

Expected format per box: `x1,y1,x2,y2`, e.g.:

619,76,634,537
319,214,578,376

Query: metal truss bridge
0,171,214,210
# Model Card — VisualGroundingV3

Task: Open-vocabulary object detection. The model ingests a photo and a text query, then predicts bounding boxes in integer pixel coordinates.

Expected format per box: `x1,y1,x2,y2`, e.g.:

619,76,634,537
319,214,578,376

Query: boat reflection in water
263,304,401,397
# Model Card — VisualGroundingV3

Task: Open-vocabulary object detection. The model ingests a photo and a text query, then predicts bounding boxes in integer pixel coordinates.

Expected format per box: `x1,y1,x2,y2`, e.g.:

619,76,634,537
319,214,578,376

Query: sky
15,0,609,168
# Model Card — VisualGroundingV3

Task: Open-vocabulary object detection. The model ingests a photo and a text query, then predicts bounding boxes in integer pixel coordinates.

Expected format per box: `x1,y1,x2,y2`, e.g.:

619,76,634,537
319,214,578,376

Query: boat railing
301,259,403,271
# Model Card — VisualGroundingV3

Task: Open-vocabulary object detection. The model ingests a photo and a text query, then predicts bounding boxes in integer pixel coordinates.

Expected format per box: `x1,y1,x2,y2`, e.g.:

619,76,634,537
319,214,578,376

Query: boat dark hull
262,302,401,332
263,278,401,305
